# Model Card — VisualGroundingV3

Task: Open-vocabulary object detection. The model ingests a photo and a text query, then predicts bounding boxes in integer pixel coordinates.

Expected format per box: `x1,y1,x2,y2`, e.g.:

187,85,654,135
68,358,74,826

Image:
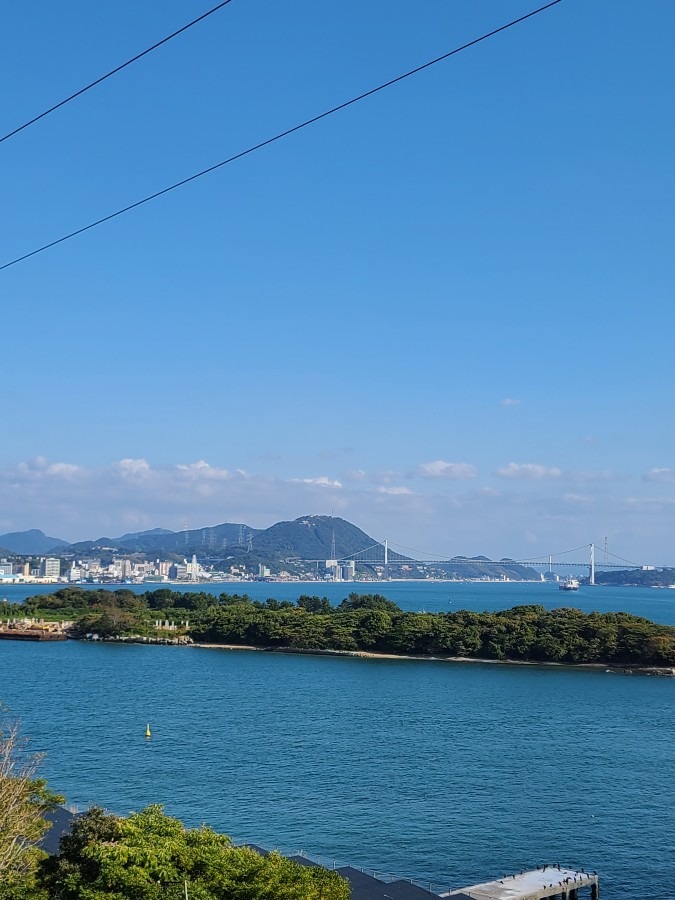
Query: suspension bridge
305,539,643,585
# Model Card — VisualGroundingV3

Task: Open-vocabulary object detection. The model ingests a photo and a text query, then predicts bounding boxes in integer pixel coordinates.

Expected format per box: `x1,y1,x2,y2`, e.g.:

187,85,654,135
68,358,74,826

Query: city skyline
2,0,674,561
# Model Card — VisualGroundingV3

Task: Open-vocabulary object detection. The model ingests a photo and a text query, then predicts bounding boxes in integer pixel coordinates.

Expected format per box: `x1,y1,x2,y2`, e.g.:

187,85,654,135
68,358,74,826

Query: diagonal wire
0,0,236,145
0,0,563,272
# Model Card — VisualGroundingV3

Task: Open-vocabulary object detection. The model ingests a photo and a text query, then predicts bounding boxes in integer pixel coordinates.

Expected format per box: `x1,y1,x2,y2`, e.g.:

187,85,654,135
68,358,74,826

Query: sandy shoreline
191,643,675,676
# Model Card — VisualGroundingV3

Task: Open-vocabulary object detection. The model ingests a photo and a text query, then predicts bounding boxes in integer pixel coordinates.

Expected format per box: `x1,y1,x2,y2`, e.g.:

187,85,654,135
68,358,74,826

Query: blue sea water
1,582,674,899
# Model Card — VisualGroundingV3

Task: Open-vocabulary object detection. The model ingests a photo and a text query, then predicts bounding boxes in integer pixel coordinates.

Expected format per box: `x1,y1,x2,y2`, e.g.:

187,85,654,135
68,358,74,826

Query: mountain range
0,516,540,579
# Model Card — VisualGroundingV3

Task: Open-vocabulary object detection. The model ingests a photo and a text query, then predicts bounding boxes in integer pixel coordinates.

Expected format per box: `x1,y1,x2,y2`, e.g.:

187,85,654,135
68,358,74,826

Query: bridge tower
589,543,596,585
384,539,389,581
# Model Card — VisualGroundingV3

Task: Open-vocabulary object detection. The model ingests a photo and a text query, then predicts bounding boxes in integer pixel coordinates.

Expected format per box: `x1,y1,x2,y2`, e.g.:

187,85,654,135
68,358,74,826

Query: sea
1,581,674,899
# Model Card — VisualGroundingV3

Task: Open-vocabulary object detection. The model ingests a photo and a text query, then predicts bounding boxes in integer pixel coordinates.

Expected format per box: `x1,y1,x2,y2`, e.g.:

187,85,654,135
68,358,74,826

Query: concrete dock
442,866,598,900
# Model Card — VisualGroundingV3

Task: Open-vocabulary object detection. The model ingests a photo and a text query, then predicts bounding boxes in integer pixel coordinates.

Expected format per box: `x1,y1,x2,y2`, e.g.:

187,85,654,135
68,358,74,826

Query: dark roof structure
38,807,82,855
334,866,439,900
385,879,446,900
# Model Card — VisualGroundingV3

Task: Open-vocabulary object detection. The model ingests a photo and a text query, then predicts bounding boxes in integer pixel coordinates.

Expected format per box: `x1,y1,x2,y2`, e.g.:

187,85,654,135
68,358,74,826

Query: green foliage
190,599,675,667
39,805,348,900
15,589,675,666
338,593,401,613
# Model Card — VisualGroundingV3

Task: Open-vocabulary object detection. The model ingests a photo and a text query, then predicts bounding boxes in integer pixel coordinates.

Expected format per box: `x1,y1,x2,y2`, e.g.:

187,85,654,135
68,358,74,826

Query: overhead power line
0,0,563,272
0,0,236,145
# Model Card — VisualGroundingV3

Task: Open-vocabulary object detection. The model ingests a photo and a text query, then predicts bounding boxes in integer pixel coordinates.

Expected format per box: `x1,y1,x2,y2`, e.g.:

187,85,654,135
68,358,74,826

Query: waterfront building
40,557,60,578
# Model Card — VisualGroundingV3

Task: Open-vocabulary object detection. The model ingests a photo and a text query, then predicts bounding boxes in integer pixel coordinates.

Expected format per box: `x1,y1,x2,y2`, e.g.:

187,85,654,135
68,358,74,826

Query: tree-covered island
5,587,675,669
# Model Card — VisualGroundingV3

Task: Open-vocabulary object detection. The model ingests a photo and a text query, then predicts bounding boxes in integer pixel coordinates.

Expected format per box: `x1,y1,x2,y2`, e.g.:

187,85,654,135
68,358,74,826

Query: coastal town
0,553,370,585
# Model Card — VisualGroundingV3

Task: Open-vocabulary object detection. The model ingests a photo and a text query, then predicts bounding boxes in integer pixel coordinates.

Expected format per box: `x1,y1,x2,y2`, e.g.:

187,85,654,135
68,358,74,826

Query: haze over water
1,582,673,900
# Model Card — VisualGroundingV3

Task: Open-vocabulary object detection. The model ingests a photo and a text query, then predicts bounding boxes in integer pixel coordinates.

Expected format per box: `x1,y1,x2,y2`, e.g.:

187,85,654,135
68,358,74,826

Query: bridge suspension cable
516,544,595,563
591,542,639,568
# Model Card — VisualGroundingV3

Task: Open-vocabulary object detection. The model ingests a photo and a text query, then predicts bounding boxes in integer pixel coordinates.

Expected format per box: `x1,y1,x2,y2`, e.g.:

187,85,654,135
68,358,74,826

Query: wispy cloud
643,467,675,483
416,460,478,479
294,476,343,488
495,463,562,480
377,486,412,495
501,398,520,407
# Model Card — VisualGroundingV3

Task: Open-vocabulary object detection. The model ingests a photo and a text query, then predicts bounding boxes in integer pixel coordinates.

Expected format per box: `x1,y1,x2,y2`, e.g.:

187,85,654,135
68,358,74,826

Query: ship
559,577,580,591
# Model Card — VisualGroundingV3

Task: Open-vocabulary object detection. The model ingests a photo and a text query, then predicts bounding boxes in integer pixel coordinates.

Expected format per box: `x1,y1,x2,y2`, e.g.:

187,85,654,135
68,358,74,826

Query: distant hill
0,529,68,555
4,517,541,580
436,557,540,581
64,523,260,557
591,567,675,588
54,515,383,564
117,528,175,543
249,515,378,561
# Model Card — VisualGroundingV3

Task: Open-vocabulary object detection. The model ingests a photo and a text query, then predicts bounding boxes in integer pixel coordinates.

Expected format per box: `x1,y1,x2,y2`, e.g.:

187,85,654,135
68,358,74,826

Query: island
4,587,675,671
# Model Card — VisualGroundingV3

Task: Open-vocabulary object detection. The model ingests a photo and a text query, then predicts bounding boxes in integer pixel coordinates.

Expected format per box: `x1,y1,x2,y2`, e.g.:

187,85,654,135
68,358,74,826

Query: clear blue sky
1,0,674,561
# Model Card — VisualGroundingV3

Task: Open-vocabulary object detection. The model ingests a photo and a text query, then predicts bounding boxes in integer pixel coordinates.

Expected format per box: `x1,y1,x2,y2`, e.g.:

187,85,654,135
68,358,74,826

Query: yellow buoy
145,724,151,739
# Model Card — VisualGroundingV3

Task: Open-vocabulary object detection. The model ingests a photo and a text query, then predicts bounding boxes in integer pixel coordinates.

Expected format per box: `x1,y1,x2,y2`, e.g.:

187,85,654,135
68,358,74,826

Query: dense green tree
40,805,348,900
338,593,400,613
296,596,332,614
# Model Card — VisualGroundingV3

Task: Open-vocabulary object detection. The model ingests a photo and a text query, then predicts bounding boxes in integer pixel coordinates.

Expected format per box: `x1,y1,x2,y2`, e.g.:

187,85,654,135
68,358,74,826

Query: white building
40,558,61,578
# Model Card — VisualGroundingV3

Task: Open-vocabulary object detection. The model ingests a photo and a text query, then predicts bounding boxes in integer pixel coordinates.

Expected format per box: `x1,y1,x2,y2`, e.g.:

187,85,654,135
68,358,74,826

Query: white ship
559,577,580,591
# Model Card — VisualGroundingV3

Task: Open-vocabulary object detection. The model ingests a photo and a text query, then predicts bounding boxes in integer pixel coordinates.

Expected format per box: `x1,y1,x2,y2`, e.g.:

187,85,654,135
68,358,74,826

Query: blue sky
1,0,674,561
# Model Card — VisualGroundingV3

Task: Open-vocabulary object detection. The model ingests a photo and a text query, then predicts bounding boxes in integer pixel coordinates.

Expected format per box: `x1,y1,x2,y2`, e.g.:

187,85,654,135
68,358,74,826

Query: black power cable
0,0,563,272
0,0,236,145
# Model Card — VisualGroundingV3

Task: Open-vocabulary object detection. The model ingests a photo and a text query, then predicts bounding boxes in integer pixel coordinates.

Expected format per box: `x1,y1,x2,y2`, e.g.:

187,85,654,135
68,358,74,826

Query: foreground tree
0,714,60,894
41,805,349,900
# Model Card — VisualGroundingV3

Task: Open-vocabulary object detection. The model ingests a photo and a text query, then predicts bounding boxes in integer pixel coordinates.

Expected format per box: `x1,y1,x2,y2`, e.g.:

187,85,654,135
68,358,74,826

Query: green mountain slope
250,515,379,560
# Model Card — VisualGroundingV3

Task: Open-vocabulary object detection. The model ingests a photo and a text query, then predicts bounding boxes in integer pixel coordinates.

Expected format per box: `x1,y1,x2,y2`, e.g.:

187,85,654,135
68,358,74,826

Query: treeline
14,588,675,667
192,599,675,666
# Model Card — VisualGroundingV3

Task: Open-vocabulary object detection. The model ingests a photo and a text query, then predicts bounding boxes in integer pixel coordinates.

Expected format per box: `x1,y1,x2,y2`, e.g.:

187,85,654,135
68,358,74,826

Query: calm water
1,582,674,899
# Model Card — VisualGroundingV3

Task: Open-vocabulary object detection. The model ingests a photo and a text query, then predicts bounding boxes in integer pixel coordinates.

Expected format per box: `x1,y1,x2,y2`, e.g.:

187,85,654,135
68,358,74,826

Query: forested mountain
6,516,539,580
0,529,68,554
248,515,378,560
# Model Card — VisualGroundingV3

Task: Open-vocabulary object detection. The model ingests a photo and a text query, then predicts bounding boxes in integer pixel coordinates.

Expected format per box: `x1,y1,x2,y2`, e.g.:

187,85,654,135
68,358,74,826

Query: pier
442,867,598,900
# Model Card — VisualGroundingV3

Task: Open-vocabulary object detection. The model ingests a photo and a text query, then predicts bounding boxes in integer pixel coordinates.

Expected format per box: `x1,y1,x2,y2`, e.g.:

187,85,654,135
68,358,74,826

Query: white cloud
377,486,412,495
46,462,81,477
117,458,152,475
343,469,368,482
417,460,478,479
296,477,343,488
643,467,675,483
495,463,562,480
175,461,231,481
501,398,521,407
